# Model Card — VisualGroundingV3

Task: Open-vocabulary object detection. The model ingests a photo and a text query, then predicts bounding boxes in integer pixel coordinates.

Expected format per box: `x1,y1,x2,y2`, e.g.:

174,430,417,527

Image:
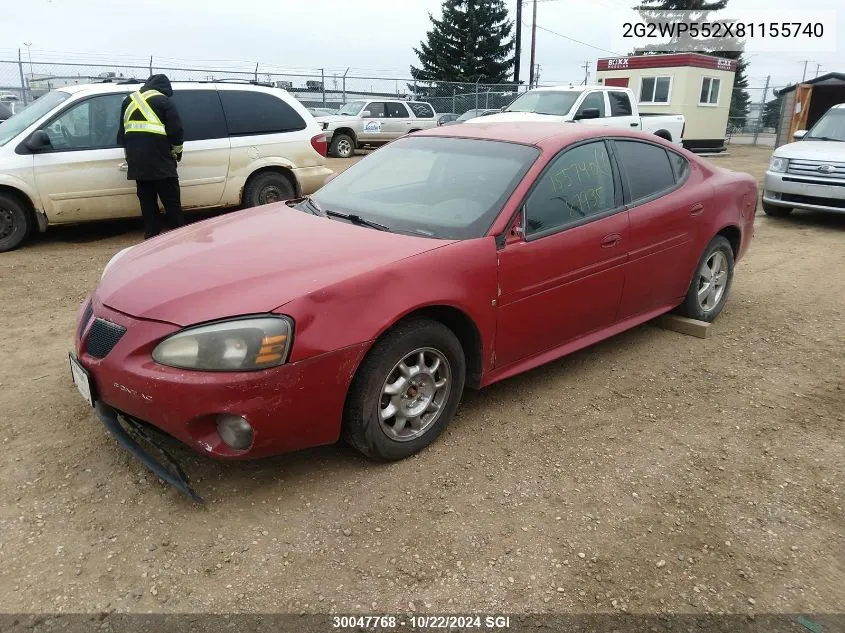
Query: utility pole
581,61,590,85
528,0,538,89
17,48,28,105
800,60,811,82
514,0,523,85
752,74,769,147
23,42,33,76
814,63,822,78
534,64,541,87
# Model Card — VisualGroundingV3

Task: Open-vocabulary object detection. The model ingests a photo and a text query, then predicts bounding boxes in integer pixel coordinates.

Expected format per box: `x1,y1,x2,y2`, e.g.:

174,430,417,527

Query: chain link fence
725,85,780,148
0,58,530,118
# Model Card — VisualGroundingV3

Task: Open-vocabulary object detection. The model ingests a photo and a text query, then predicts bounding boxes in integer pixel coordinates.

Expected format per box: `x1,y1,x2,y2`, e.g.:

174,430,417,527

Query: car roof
53,81,292,96
415,121,679,150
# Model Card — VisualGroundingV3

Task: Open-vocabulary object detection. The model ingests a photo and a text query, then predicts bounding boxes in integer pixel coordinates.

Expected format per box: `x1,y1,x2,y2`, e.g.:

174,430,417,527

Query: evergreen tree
633,0,750,126
410,0,515,84
762,95,782,128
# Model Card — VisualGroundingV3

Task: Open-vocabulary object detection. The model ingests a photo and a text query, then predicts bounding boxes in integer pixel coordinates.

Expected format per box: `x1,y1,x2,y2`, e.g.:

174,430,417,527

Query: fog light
217,415,253,450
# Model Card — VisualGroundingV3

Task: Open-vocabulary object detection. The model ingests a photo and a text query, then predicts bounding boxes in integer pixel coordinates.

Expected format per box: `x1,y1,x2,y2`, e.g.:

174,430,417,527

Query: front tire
243,172,295,208
762,201,793,217
329,133,355,158
675,236,735,322
0,193,32,253
342,319,466,461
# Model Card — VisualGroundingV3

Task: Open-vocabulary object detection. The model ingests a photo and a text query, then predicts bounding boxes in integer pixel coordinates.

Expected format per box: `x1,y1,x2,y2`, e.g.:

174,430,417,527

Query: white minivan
0,81,333,251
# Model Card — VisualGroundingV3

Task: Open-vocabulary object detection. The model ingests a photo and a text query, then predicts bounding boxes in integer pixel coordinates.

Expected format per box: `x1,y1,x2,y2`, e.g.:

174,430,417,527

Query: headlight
101,246,133,279
769,156,788,173
152,316,293,371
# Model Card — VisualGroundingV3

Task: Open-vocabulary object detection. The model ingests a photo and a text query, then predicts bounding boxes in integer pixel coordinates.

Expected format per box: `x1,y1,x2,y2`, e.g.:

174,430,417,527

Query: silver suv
316,100,438,158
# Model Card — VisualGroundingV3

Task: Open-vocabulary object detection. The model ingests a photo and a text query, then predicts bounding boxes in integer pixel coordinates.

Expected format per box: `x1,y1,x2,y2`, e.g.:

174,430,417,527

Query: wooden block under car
654,314,711,339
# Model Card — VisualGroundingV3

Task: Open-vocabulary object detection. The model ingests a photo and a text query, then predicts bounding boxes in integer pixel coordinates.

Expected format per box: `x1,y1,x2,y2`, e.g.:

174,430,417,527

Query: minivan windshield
0,90,71,146
309,136,538,240
338,101,365,116
504,90,580,116
805,108,845,142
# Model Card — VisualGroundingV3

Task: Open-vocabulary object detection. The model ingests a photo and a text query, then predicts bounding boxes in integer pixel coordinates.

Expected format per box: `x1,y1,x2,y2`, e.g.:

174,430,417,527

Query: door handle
690,202,704,216
601,233,622,248
118,162,128,172
629,122,638,127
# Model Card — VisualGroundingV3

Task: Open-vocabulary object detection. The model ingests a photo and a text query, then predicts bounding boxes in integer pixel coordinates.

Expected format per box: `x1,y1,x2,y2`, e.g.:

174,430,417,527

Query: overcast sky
1,0,841,101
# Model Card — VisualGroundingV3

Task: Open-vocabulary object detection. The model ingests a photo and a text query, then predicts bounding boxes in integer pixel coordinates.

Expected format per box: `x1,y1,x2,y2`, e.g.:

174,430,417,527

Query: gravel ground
0,146,843,615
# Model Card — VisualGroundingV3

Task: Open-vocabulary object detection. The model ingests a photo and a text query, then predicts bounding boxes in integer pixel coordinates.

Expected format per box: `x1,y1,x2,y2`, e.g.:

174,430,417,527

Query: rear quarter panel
277,237,499,372
701,163,758,261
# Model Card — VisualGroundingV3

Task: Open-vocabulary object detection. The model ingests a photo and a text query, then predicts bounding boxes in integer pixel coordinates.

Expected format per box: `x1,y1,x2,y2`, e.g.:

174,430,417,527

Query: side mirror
793,129,807,140
25,129,52,152
574,108,601,121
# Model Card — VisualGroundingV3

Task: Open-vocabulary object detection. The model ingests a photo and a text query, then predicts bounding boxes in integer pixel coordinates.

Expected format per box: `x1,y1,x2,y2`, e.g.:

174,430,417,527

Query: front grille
86,318,127,359
781,193,845,209
78,301,94,339
787,159,845,180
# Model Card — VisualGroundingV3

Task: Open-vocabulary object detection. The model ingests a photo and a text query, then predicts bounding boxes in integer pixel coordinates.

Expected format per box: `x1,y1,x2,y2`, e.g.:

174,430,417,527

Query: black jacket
117,74,184,181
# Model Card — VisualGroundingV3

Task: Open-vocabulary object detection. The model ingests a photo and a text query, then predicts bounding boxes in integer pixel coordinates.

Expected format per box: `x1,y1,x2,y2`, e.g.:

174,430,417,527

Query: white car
763,104,845,217
467,85,686,145
0,81,332,251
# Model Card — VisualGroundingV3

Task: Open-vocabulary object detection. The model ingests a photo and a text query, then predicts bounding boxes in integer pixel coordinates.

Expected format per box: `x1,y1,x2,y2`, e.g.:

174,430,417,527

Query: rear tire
762,201,793,217
329,133,356,159
0,192,32,253
342,318,466,462
675,236,735,323
243,171,295,208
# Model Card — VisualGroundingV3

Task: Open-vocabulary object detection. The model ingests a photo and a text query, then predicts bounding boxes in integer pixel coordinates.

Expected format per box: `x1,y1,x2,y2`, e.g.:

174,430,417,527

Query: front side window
363,102,388,118
310,136,538,240
699,77,721,105
504,90,580,116
386,102,409,118
0,90,70,147
524,141,616,236
41,93,125,151
219,90,306,136
639,76,671,104
608,91,633,116
614,140,676,202
576,92,606,117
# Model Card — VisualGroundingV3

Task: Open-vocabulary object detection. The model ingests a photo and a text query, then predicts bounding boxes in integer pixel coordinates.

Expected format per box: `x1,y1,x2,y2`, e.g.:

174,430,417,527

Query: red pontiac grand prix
70,123,757,500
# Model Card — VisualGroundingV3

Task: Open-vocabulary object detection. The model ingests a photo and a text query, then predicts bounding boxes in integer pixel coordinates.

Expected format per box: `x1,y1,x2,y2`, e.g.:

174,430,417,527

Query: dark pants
136,178,184,239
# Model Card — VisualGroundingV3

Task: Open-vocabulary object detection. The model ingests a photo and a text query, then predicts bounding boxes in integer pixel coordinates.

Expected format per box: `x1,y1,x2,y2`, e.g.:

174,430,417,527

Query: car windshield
805,108,845,141
505,90,580,116
310,136,539,240
338,101,365,116
0,90,70,146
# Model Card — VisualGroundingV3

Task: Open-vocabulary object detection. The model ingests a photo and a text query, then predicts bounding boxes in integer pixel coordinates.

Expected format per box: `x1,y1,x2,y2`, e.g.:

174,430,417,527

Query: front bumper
763,170,845,214
72,295,370,491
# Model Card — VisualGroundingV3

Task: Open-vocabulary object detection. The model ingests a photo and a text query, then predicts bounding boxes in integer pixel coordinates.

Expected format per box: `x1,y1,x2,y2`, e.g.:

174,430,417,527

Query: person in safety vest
117,74,184,239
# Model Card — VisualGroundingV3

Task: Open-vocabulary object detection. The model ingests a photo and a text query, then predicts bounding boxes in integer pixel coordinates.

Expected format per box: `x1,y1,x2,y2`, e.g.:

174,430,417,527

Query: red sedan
70,123,757,500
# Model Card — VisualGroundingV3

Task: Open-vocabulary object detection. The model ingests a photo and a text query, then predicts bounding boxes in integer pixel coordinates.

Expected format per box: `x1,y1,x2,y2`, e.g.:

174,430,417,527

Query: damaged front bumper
94,402,204,503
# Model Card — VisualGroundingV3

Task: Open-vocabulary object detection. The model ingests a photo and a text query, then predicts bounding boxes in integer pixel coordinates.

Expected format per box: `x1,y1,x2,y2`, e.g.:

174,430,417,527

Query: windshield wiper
806,135,843,142
325,209,389,231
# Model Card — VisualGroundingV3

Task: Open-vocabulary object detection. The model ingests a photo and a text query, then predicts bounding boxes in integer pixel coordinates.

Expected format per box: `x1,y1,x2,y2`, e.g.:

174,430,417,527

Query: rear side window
408,102,435,118
608,91,633,116
386,102,409,118
614,140,676,202
667,150,689,182
219,90,306,136
170,90,226,141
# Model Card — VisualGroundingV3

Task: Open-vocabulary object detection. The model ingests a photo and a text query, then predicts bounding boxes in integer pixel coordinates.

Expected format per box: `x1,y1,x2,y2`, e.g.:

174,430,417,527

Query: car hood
97,205,450,326
775,139,845,160
315,114,357,124
466,112,566,124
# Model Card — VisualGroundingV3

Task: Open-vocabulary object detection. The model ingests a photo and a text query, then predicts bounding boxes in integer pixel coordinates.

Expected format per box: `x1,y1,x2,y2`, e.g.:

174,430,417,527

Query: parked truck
470,85,686,144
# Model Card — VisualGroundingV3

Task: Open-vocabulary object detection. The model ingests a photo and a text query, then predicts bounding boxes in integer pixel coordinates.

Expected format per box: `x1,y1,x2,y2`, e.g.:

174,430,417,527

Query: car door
607,90,640,131
32,92,139,223
168,89,229,209
572,91,611,129
359,101,388,142
613,139,705,320
383,102,413,138
495,140,629,368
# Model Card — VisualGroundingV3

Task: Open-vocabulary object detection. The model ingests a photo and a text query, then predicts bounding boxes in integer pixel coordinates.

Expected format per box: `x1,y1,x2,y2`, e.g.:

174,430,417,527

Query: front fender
0,172,45,229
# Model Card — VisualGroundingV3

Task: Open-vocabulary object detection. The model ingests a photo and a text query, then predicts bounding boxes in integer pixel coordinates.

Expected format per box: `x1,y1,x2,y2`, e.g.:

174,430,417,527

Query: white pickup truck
468,85,685,145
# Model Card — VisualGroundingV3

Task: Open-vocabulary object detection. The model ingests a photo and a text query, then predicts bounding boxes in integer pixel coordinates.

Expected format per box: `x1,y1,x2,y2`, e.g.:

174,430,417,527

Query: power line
526,21,621,55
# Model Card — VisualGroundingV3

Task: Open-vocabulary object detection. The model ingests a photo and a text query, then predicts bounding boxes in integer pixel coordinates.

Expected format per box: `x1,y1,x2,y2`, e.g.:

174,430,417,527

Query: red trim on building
597,53,736,72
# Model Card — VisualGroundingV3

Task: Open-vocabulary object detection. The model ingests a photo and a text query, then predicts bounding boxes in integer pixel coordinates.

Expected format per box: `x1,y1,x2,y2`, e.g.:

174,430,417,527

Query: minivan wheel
0,193,32,253
762,201,792,217
342,318,466,462
675,236,735,322
329,134,355,159
243,172,296,208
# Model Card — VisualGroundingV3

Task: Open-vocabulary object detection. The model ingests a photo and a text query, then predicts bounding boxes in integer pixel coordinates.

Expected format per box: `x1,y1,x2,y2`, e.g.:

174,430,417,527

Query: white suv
0,81,332,251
